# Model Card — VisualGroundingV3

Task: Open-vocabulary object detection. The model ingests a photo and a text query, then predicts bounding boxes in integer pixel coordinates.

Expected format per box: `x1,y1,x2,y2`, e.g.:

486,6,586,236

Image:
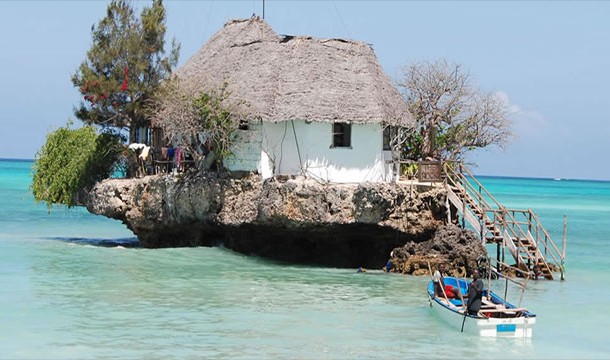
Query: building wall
225,120,396,183
223,123,263,172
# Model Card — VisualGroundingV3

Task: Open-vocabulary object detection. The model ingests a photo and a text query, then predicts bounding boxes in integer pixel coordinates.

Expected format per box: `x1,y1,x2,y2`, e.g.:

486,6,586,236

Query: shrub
31,123,123,210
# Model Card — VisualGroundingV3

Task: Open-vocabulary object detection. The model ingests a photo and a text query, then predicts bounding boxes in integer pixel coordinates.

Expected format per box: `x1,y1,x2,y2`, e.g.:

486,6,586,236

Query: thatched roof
175,17,413,126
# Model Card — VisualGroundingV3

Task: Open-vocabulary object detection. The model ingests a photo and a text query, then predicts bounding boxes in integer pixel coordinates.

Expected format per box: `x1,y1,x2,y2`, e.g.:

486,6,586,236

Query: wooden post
462,194,466,229
446,192,451,224
496,242,501,273
561,215,567,280
500,235,506,271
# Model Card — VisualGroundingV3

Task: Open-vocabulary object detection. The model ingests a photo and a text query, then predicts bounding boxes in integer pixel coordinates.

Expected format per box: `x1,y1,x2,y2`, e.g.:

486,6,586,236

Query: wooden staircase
443,163,566,280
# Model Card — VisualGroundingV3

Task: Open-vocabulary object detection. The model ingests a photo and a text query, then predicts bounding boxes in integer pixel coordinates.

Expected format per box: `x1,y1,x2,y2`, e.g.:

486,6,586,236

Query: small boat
427,276,536,337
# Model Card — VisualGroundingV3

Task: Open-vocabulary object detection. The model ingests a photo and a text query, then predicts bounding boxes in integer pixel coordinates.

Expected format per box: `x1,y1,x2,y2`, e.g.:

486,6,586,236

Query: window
238,119,249,130
332,123,351,148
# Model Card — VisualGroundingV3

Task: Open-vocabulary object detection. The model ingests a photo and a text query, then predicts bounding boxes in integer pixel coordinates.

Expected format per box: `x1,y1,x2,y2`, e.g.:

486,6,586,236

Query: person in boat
433,264,447,297
467,269,484,315
433,264,460,299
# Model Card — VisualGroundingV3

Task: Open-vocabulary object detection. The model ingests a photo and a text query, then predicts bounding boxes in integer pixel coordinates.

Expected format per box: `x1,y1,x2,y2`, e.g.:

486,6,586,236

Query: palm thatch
175,17,413,126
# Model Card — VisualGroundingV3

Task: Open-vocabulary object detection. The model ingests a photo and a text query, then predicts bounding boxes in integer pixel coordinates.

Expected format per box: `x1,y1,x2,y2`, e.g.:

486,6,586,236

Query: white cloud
494,91,549,139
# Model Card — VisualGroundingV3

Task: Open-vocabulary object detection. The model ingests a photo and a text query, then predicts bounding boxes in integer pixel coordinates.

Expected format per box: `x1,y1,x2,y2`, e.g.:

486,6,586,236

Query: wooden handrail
443,162,566,278
529,210,564,258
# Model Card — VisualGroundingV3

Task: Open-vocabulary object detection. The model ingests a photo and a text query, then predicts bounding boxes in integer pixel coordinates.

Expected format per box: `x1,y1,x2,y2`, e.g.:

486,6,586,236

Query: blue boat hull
427,276,536,338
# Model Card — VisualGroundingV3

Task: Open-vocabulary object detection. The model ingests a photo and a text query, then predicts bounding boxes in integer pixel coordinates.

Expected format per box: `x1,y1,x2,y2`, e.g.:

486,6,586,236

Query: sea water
1,159,609,359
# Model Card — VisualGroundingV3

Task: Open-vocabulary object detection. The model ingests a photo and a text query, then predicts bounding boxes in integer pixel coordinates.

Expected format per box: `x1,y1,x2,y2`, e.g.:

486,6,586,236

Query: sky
1,0,609,181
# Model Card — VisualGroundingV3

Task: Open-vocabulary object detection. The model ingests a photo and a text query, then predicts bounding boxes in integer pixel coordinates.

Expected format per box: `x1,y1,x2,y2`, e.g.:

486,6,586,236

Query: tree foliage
31,123,124,210
150,80,243,171
71,0,179,132
396,60,513,161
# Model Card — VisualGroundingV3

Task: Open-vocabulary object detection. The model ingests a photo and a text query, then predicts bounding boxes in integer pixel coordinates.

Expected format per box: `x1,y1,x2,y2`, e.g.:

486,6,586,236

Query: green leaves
32,1,179,209
194,91,237,164
71,0,179,130
31,123,123,210
150,80,241,172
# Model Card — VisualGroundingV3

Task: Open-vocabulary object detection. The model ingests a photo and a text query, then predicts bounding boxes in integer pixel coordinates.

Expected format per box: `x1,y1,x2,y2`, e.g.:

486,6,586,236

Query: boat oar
426,261,434,307
456,272,468,333
461,311,467,333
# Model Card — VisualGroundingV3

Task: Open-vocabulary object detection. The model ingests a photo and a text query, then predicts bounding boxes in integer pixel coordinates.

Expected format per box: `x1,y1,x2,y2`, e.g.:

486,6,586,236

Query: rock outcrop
86,172,451,268
388,224,487,277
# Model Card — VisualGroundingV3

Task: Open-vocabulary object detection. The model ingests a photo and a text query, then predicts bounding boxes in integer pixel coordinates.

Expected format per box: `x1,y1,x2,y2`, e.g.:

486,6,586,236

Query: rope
331,1,352,39
290,120,304,176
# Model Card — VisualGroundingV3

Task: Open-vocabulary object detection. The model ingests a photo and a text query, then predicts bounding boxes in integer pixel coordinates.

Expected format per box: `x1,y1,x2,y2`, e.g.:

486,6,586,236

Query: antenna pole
262,0,265,19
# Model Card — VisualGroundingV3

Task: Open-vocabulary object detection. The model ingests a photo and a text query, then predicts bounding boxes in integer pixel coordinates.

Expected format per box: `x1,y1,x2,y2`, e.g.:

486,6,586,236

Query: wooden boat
427,276,536,337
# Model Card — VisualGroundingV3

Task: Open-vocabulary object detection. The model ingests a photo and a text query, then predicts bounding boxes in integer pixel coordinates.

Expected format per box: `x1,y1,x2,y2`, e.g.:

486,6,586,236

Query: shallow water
1,159,609,359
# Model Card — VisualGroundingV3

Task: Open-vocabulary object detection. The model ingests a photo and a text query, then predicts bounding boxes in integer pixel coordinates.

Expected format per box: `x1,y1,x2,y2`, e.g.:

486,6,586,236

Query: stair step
446,166,562,281
486,236,504,243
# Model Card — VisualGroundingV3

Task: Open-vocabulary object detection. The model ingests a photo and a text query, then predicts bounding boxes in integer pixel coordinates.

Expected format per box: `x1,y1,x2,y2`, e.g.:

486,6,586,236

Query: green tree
31,123,124,210
71,0,179,138
397,60,513,161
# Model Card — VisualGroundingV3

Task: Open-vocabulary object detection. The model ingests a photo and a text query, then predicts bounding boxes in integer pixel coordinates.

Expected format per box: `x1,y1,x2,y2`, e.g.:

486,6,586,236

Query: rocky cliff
86,173,451,268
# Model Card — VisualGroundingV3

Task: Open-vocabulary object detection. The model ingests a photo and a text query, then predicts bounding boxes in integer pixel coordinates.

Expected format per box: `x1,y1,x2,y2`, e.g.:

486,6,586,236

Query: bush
31,123,123,210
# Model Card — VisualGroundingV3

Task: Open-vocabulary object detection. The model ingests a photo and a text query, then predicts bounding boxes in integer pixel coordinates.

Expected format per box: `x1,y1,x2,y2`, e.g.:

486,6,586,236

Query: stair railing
443,162,565,279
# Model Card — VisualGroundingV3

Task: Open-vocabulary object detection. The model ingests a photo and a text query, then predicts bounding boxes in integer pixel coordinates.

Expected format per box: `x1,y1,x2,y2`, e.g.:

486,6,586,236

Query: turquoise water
1,159,609,359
